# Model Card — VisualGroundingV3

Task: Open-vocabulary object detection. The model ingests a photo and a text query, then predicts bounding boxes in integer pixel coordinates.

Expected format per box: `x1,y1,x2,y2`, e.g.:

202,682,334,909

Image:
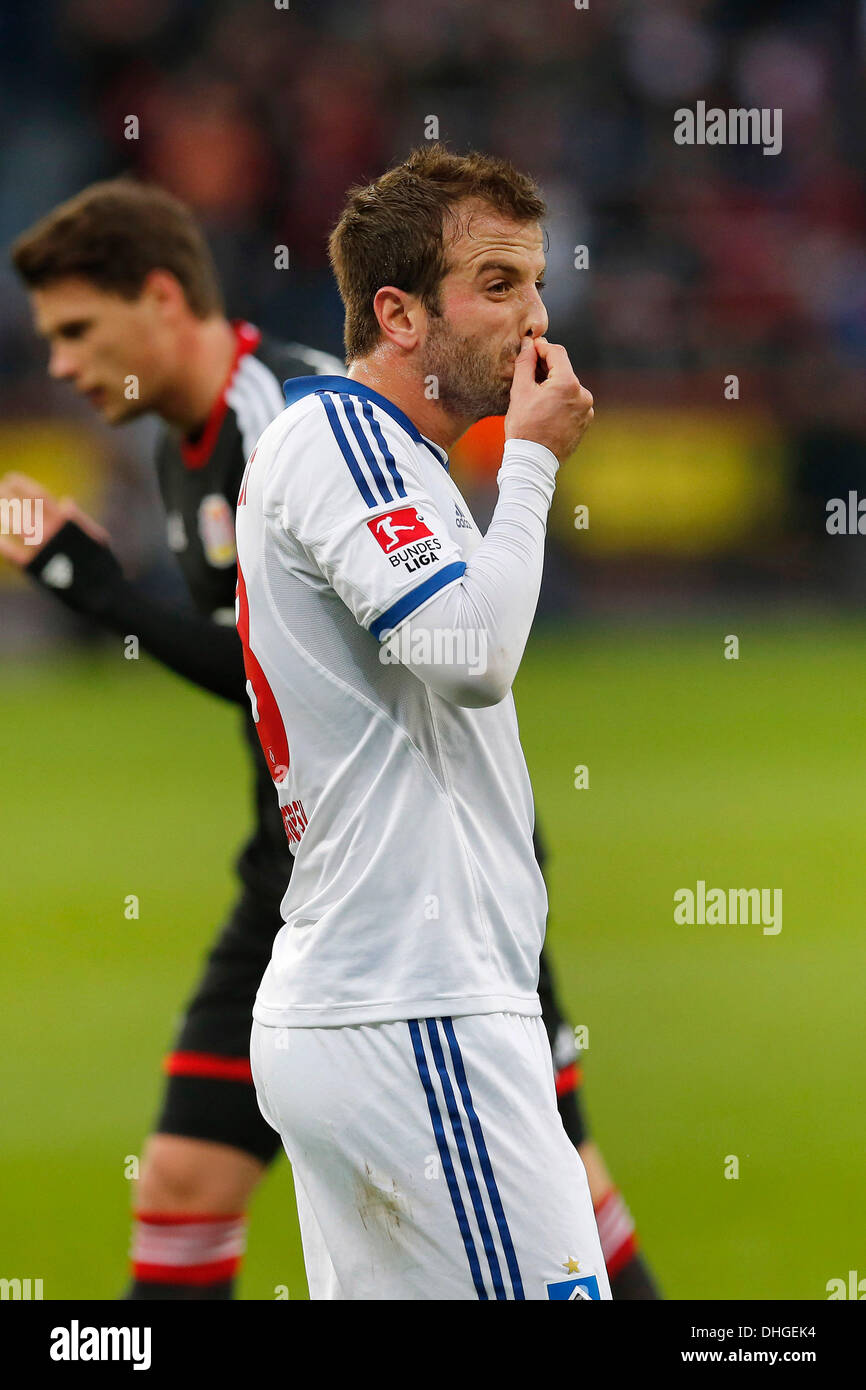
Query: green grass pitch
1,618,863,1299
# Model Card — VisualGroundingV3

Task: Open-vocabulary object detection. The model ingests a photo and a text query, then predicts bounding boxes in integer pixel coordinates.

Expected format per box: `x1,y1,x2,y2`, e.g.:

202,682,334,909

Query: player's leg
136,1134,266,1215
125,889,285,1300
250,1012,611,1300
127,1137,267,1301
537,943,662,1299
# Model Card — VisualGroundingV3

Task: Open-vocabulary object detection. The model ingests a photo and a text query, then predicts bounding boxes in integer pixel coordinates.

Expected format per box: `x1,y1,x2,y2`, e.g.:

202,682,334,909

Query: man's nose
48,346,77,381
524,288,549,341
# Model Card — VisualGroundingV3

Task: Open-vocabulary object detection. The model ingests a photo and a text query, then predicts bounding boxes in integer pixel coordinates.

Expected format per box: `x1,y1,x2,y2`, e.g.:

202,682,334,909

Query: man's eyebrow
475,259,547,279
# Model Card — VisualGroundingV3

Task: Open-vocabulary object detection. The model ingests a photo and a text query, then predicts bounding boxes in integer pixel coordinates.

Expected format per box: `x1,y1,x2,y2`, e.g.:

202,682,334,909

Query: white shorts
250,1011,612,1301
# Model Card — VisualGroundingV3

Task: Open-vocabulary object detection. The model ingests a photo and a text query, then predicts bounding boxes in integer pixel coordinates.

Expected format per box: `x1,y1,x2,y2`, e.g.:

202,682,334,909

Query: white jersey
235,375,548,1027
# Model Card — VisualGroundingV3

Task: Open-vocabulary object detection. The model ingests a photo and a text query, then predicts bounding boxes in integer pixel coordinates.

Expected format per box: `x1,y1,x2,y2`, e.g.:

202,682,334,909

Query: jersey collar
282,375,450,471
182,320,262,470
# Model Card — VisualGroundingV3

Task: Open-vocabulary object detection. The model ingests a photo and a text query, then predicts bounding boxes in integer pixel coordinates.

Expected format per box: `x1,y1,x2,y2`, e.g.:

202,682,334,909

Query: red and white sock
131,1211,247,1289
593,1187,638,1279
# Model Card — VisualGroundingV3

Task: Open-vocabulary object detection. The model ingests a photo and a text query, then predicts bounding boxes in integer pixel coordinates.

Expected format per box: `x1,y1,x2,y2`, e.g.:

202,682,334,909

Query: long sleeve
25,520,247,705
380,438,559,707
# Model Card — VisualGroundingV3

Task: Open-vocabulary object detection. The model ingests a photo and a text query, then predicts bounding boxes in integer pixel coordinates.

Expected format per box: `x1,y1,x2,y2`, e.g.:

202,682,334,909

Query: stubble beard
421,311,520,421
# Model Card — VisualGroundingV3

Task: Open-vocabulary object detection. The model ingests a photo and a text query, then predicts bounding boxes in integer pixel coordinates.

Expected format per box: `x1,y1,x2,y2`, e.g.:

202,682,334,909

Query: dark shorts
154,890,589,1163
154,889,286,1164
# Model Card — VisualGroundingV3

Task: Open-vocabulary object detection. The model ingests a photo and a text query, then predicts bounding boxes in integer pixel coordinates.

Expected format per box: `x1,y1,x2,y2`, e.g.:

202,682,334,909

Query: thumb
60,498,111,546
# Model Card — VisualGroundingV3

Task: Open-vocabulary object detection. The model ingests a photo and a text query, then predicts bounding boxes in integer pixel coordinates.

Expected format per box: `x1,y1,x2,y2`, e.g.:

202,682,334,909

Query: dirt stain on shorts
354,1162,412,1242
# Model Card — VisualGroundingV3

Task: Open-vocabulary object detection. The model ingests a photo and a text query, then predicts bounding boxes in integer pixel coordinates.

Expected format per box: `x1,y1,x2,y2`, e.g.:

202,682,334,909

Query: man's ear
373,286,422,351
140,268,187,317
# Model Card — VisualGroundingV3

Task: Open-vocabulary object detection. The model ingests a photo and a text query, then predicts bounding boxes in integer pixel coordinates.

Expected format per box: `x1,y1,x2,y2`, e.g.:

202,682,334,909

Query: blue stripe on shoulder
362,401,407,498
370,561,465,641
283,375,449,471
339,396,393,504
319,393,377,508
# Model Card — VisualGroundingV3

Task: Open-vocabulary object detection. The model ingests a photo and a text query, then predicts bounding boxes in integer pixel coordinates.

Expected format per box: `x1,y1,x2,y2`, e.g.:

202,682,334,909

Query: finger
2,472,52,501
533,341,571,377
4,482,64,524
0,475,33,502
60,498,110,545
0,535,28,567
510,335,539,384
535,347,576,389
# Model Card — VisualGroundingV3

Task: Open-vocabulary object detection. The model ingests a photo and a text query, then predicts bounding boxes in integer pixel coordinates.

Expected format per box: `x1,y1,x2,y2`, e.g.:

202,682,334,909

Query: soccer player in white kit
235,145,609,1300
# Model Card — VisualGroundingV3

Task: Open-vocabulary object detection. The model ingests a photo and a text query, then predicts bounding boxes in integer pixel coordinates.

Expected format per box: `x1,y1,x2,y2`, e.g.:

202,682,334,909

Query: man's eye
60,324,87,340
489,282,509,294
535,281,546,293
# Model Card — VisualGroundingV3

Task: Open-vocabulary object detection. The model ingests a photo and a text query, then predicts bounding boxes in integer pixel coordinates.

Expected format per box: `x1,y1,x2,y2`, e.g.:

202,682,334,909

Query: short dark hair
11,178,223,317
329,144,546,360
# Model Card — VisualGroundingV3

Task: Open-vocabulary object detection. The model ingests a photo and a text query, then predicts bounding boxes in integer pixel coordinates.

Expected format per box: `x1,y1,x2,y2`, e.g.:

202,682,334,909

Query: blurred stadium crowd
1,0,864,643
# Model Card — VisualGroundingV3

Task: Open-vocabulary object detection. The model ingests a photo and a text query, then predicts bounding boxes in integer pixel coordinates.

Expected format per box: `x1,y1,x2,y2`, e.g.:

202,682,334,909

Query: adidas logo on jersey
454,503,472,529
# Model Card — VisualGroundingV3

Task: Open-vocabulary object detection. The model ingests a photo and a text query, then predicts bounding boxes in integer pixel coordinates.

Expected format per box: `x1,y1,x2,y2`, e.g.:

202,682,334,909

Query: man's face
31,278,172,424
420,202,548,421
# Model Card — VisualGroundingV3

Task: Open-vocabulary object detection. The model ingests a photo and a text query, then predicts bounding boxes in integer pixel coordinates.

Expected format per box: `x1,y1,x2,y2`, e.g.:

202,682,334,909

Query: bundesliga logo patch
368,507,432,554
546,1274,601,1300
